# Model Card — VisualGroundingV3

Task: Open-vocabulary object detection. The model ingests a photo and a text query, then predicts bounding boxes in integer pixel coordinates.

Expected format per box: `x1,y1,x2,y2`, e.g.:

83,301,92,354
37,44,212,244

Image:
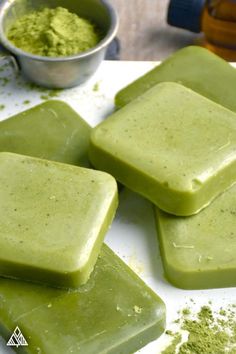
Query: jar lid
167,0,206,33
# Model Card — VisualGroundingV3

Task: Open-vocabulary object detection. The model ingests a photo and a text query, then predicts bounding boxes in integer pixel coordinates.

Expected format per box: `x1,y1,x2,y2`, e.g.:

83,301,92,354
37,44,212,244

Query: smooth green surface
90,82,236,216
7,7,100,57
115,46,236,111
0,244,166,354
0,100,91,167
0,152,118,288
155,183,236,290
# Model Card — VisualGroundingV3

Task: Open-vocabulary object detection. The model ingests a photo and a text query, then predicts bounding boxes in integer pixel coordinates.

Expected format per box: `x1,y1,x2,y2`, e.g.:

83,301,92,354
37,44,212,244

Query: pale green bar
154,183,236,290
115,46,236,112
0,100,91,167
90,82,236,216
0,244,166,354
0,152,118,288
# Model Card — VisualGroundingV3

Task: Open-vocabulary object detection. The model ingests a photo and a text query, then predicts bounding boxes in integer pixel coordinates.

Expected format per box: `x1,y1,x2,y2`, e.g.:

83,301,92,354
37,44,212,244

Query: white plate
0,59,236,354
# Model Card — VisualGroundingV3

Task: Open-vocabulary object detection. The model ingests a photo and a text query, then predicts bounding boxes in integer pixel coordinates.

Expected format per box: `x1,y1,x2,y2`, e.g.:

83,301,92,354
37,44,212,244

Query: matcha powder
162,305,236,354
7,7,101,57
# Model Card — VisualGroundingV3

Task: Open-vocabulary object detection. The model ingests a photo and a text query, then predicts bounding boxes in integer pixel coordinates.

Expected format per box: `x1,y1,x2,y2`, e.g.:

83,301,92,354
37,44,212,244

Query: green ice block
0,244,166,354
0,152,118,288
90,82,236,216
0,100,91,167
115,46,236,111
154,183,236,290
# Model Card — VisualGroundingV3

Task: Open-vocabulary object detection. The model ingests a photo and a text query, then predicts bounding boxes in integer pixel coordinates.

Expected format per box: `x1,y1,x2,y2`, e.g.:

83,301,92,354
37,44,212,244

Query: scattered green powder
93,82,100,92
182,308,191,316
25,82,61,100
133,305,142,314
0,60,62,104
162,333,182,354
162,305,236,354
7,7,101,57
40,90,61,101
220,309,227,316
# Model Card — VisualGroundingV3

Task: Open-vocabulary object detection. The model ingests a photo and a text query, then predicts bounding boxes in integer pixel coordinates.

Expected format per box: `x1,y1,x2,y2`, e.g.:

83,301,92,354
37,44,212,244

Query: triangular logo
6,326,28,348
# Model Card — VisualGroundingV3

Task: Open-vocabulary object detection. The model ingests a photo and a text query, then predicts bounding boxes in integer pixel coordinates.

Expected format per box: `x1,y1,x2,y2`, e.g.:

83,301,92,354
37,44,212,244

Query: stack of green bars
90,46,236,291
0,45,236,354
0,101,165,353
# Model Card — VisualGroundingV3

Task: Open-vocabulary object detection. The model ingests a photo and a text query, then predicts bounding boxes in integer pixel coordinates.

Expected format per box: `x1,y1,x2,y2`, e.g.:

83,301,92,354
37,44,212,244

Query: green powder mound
162,305,236,354
7,7,100,57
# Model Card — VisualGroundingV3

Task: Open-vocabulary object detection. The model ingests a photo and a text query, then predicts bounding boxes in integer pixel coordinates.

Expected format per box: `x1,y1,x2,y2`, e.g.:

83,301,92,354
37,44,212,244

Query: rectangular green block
0,100,91,167
0,244,166,354
90,82,236,216
0,152,118,288
115,46,236,112
154,183,236,290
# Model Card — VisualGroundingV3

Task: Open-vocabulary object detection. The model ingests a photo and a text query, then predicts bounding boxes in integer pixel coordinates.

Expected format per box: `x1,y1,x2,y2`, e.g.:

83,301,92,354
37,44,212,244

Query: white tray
0,59,235,354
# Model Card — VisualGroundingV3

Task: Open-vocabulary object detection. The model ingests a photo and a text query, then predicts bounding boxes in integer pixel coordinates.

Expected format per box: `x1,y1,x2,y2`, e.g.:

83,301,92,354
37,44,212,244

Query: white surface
0,59,235,354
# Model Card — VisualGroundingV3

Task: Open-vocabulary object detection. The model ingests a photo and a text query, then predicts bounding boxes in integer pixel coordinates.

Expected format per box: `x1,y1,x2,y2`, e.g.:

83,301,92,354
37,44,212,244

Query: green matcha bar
0,100,91,167
115,46,236,112
90,82,236,216
154,182,236,290
0,152,118,288
0,244,166,354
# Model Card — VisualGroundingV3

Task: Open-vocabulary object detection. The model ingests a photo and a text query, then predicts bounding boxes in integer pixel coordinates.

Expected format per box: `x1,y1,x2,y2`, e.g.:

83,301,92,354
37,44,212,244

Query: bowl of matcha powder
0,0,118,88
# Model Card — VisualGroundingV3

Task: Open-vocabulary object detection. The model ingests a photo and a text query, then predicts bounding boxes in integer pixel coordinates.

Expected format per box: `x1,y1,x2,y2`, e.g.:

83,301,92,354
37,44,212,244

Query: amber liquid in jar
201,0,236,60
